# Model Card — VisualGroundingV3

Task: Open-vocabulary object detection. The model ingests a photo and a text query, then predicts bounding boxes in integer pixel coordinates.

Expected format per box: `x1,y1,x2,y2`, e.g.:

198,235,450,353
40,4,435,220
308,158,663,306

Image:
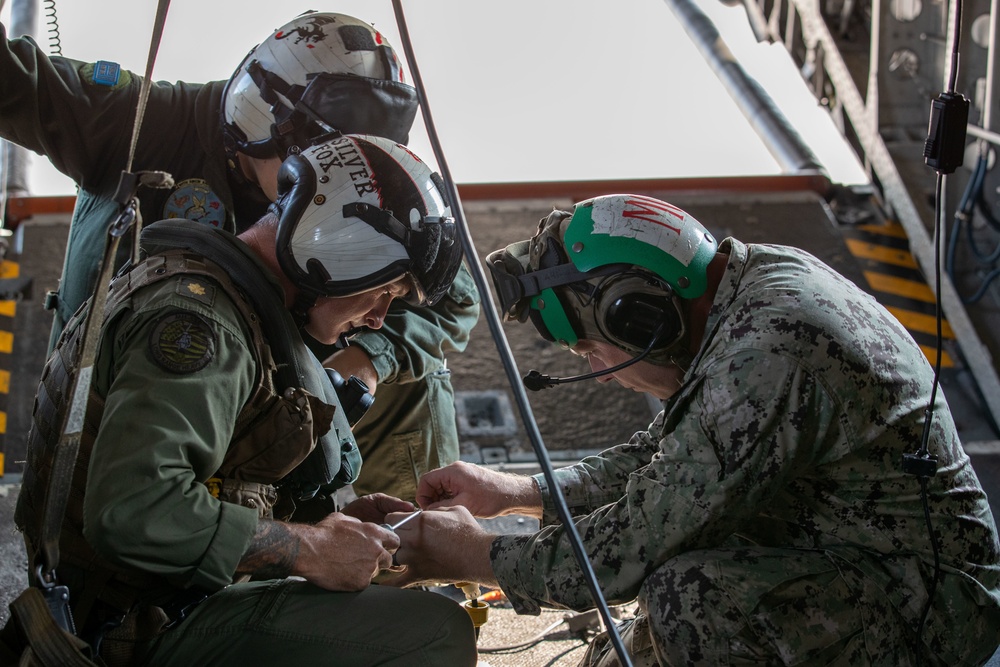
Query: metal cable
388,2,633,665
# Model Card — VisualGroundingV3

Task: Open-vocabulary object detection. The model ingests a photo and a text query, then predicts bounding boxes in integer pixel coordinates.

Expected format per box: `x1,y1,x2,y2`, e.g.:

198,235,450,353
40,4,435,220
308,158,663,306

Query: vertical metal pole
982,0,997,133
2,0,39,203
0,0,38,478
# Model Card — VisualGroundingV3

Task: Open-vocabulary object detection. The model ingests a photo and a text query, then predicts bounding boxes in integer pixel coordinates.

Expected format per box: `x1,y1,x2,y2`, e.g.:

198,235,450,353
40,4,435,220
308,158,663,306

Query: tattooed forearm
238,519,300,579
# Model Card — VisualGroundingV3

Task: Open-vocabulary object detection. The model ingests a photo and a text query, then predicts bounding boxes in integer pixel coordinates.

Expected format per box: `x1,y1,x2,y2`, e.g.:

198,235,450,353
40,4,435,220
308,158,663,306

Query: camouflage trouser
350,366,459,504
579,546,943,667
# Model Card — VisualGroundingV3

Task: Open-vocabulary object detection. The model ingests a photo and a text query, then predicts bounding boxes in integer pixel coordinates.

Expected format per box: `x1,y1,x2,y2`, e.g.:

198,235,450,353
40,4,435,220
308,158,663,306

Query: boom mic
522,322,668,391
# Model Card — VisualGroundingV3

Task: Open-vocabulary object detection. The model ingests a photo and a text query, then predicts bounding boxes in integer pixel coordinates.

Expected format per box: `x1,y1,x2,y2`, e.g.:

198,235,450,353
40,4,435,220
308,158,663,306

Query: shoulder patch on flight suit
149,311,217,373
163,178,227,229
79,61,131,90
175,277,216,307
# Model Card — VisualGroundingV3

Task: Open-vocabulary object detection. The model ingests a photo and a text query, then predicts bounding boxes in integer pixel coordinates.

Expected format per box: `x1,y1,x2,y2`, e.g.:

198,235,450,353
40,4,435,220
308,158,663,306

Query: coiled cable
43,0,62,56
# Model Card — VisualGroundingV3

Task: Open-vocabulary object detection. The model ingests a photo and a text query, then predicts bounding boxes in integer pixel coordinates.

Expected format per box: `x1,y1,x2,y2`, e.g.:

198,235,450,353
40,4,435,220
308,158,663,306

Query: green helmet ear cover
532,288,579,347
562,195,718,299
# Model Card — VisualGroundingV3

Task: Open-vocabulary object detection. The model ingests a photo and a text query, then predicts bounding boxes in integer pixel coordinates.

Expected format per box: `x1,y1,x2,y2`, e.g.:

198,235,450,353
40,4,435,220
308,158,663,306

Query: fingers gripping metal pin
383,510,421,567
382,509,422,532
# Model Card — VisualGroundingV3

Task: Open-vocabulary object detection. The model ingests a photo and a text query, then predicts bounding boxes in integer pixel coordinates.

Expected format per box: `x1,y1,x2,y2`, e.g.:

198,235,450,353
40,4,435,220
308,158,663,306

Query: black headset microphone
522,321,669,391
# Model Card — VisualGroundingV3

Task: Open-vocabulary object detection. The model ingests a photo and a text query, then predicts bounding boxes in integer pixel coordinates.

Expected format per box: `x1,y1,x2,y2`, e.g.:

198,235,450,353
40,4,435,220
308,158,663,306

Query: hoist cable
388,2,634,665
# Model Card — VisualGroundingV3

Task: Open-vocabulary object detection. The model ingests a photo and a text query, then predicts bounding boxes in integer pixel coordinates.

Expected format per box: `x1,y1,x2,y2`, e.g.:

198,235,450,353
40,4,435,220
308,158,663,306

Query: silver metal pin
384,510,422,531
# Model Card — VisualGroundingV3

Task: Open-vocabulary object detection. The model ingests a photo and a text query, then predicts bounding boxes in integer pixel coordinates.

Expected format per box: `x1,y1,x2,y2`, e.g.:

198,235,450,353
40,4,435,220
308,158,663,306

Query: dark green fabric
135,579,477,667
0,21,481,500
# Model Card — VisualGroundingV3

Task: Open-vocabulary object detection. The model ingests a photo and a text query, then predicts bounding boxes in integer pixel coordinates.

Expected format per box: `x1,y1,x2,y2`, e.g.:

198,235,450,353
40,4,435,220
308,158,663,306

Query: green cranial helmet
487,194,718,363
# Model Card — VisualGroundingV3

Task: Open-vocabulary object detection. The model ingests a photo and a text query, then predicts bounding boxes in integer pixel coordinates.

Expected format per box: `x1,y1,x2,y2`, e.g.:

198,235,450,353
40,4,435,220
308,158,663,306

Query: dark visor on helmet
342,202,461,307
486,243,620,321
240,64,419,158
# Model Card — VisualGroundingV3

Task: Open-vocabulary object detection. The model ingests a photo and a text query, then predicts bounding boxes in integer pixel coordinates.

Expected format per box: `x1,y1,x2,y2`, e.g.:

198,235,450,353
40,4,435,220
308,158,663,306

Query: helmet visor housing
222,12,418,158
275,134,461,307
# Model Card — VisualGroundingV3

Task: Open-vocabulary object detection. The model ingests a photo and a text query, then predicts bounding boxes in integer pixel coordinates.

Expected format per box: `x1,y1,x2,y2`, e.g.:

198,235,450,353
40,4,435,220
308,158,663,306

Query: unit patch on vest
149,312,216,373
163,178,227,228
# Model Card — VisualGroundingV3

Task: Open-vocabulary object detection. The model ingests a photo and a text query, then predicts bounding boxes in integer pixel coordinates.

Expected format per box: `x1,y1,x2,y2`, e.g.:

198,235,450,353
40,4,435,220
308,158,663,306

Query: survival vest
15,219,361,639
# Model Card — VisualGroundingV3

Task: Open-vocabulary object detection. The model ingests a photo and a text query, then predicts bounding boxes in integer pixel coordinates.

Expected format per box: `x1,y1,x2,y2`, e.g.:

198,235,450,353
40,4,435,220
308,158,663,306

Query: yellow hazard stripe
0,260,18,316
863,271,937,303
855,223,909,239
845,239,918,269
919,345,954,368
0,260,17,479
885,306,954,338
0,261,18,279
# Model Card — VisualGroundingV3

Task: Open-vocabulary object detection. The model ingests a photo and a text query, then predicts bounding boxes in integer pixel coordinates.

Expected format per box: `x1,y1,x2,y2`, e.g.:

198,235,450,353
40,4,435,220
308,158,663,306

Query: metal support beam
662,0,829,177
760,0,1000,432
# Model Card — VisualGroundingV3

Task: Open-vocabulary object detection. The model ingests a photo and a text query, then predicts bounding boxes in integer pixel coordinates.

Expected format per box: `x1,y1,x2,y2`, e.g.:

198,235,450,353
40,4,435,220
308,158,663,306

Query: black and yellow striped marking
0,259,15,477
843,223,954,367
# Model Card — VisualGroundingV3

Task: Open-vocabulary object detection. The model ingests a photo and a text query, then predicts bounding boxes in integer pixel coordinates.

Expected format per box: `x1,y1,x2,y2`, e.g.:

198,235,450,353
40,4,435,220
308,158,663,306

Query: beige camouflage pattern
491,238,1000,665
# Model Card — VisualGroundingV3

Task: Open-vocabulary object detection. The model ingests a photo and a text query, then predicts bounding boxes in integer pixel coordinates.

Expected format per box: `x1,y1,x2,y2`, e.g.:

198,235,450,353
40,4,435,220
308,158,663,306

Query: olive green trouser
351,367,459,504
133,579,477,667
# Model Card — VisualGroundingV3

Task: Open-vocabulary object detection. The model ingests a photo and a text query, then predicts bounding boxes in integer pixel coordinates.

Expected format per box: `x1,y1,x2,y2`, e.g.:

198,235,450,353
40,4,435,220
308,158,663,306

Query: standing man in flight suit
0,10,480,503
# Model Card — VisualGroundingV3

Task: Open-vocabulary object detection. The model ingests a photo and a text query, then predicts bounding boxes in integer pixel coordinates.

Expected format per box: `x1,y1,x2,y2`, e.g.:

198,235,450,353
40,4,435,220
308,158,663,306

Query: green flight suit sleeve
491,351,835,614
349,263,481,383
0,22,140,187
83,280,260,592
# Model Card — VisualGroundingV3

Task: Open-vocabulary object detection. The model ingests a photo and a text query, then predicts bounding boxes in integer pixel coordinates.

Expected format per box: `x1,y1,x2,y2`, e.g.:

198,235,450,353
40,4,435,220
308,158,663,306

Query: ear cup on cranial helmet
594,272,685,353
529,195,717,358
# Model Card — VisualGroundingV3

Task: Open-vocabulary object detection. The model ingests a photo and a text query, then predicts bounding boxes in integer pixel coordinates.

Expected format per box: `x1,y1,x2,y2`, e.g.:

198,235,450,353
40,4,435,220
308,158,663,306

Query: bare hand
294,512,399,591
341,493,414,524
382,506,498,589
416,461,543,519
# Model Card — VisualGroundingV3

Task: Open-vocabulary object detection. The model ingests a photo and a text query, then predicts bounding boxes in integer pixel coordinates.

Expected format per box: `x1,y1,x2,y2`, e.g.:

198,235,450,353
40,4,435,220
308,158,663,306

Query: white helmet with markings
273,134,462,323
222,12,418,159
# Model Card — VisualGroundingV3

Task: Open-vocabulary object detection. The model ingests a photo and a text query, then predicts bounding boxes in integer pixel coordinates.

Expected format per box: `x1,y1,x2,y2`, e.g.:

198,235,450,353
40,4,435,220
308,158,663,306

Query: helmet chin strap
290,289,320,330
290,289,359,350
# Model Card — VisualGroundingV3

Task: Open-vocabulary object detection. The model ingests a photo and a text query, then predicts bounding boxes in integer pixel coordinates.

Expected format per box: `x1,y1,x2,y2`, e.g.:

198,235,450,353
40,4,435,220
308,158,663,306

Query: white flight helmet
273,134,462,323
222,12,418,159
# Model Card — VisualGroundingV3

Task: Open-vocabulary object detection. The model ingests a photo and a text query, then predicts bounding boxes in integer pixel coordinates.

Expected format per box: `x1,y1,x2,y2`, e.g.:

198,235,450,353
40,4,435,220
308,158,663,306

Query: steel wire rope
389,2,634,665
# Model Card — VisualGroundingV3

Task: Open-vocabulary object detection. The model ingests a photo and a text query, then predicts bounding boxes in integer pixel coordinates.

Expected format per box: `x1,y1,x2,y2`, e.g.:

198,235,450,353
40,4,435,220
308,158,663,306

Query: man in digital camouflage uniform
386,194,1000,666
6,136,477,666
0,12,480,503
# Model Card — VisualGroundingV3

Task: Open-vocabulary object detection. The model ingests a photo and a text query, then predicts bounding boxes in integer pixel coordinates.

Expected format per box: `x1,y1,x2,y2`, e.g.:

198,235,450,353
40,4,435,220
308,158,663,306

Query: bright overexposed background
2,0,867,195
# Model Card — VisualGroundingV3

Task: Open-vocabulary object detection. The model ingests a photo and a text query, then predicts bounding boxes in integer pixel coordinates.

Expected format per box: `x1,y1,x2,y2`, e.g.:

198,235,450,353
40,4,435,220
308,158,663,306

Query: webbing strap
39,225,124,577
36,0,174,582
125,0,173,263
9,588,100,666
